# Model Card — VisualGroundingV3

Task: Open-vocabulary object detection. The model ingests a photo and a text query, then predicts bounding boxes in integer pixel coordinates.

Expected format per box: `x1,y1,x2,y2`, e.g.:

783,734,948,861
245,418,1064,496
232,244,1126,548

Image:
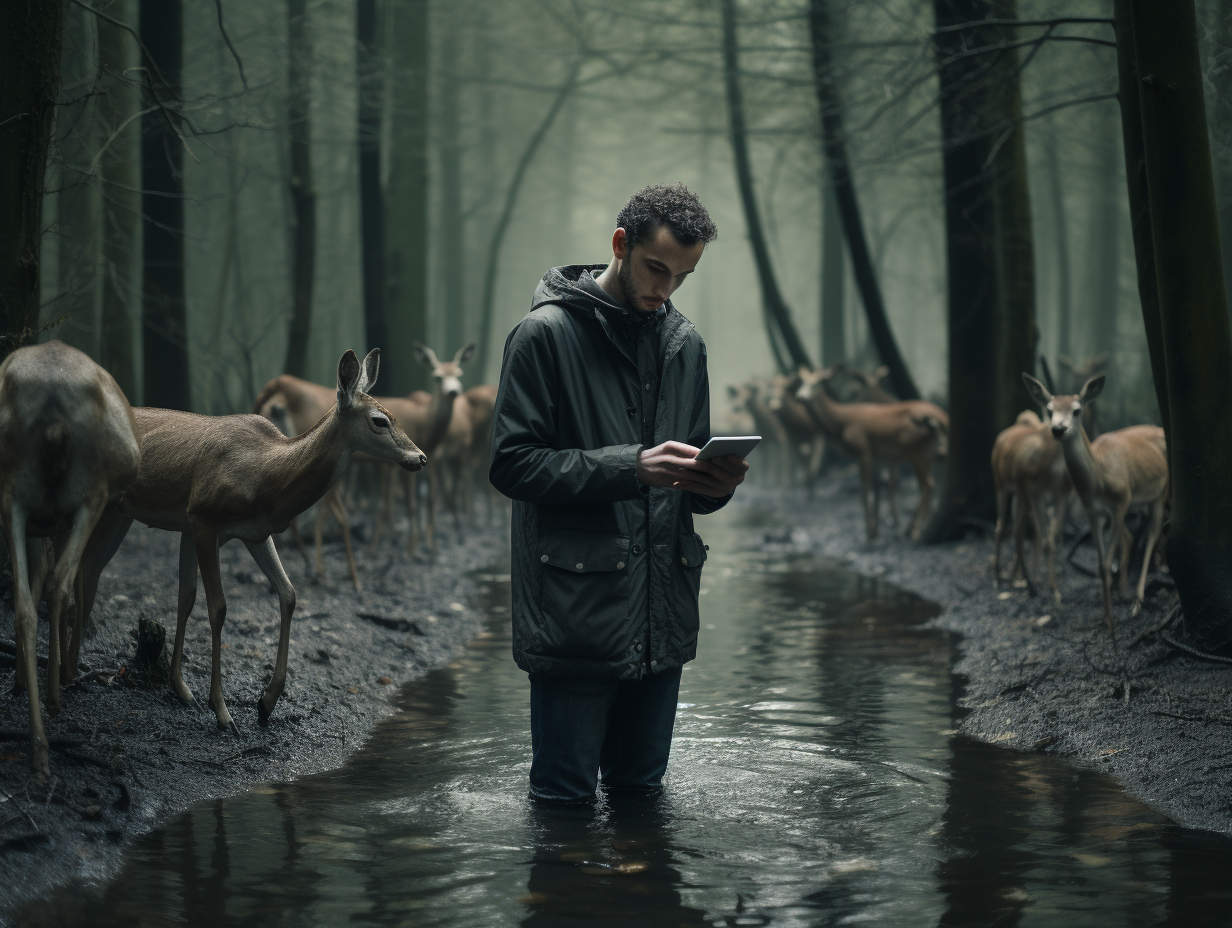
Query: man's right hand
637,440,748,496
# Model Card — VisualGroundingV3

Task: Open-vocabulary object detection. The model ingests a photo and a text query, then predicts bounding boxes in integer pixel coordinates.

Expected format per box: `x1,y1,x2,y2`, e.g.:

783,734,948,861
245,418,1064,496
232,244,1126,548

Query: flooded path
20,505,1232,927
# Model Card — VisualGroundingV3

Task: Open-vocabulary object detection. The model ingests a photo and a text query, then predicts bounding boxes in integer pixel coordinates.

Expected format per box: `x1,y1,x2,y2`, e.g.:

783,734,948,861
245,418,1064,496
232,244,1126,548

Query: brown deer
463,382,501,523
1057,353,1109,437
991,409,1072,601
1023,373,1168,633
766,372,826,496
832,362,895,403
84,350,425,732
0,341,141,789
796,367,948,540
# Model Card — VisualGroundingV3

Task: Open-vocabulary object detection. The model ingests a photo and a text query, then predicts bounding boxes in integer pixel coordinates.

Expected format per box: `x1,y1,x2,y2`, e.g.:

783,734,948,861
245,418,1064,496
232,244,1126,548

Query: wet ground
12,500,1232,927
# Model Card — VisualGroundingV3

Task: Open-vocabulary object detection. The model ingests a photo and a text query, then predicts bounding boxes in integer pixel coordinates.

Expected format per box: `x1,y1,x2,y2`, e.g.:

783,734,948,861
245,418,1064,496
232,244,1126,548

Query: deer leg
4,507,50,791
1085,506,1115,636
405,470,419,555
71,508,132,678
328,487,361,591
907,455,934,541
169,532,200,708
1045,495,1065,604
313,504,327,583
1114,504,1133,596
369,465,390,551
993,486,1009,587
193,527,236,733
246,537,296,725
887,463,900,531
44,500,104,709
426,459,438,553
288,516,312,572
1133,498,1166,615
858,453,878,541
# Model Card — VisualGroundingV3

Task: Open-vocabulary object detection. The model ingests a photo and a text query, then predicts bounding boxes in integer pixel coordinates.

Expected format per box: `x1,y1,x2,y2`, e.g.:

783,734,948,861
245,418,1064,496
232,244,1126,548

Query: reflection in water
18,505,1232,927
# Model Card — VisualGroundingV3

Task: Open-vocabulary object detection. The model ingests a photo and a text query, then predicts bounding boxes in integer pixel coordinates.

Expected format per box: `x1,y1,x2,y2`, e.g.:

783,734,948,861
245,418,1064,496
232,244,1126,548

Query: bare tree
357,0,385,360
284,0,316,378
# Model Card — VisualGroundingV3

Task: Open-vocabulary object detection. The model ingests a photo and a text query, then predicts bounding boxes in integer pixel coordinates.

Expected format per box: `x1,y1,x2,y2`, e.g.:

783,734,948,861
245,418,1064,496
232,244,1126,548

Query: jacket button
632,545,643,556
575,563,584,571
617,561,625,569
681,556,689,566
635,643,642,652
540,555,549,563
626,406,636,417
651,660,658,667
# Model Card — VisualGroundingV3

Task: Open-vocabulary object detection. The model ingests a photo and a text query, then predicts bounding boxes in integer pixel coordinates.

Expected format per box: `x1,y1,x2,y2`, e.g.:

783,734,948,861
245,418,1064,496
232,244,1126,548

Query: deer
0,341,141,790
991,409,1072,601
796,366,948,540
1057,353,1109,438
463,382,501,524
831,362,895,403
1023,373,1168,634
743,378,791,485
81,349,425,733
766,372,826,496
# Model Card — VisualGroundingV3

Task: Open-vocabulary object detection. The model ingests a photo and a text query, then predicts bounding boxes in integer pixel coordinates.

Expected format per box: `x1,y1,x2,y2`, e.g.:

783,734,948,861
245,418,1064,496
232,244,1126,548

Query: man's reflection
521,790,709,928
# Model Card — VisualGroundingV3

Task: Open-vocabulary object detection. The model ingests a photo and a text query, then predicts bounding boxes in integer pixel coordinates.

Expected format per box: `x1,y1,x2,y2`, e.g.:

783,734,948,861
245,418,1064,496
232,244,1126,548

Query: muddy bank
741,475,1232,836
0,517,504,918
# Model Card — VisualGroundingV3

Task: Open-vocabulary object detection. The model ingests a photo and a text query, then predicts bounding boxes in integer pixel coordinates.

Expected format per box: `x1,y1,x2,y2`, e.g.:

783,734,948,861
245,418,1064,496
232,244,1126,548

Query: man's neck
592,259,627,308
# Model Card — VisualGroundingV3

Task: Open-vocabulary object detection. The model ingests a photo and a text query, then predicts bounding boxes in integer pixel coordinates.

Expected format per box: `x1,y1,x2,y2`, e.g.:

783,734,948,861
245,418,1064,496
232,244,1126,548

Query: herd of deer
726,355,1170,638
0,339,495,793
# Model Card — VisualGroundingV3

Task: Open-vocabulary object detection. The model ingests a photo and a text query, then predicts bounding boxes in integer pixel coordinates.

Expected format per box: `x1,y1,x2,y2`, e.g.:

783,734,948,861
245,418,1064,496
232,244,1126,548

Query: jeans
528,666,683,802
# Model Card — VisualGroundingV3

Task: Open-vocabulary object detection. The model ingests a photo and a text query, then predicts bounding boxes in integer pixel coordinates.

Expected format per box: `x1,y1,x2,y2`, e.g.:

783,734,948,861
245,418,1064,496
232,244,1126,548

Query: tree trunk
98,0,141,401
1084,101,1121,367
809,0,918,398
474,60,580,385
922,0,1036,542
1124,0,1232,649
820,173,845,366
1043,128,1072,361
284,0,315,378
384,0,430,395
140,0,190,410
0,0,63,357
721,0,813,374
1208,0,1232,325
357,0,385,359
440,30,466,359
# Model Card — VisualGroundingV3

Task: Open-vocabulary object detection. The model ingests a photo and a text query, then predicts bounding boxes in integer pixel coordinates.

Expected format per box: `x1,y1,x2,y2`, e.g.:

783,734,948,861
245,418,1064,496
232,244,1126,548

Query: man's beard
616,259,641,312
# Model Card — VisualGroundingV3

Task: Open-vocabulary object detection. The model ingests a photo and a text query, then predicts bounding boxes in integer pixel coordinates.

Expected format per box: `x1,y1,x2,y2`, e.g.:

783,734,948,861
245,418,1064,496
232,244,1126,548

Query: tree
140,0,191,409
820,175,845,367
721,0,812,374
921,0,1036,543
439,29,466,359
284,0,316,378
357,0,386,361
1116,0,1232,649
384,0,430,395
808,0,919,398
0,1,63,358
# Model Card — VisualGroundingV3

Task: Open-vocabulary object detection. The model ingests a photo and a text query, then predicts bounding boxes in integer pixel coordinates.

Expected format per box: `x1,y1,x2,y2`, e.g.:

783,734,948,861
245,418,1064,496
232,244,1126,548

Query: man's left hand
672,452,749,497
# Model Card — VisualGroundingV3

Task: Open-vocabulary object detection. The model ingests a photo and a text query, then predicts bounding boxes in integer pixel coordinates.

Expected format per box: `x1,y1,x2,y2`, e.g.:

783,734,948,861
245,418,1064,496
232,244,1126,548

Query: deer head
337,349,426,471
794,366,835,403
1023,371,1105,443
413,342,475,400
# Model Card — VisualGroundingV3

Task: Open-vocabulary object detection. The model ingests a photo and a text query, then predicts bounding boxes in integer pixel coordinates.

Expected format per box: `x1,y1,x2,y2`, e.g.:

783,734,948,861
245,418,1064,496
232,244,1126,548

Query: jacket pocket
672,532,707,633
535,530,631,661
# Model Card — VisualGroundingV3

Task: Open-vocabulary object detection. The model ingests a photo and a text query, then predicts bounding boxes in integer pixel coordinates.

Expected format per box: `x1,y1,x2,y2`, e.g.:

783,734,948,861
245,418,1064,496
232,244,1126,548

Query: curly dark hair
615,183,718,250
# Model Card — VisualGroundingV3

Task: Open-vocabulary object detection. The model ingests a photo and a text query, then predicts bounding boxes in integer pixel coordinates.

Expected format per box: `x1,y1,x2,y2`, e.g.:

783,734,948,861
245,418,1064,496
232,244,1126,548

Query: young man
490,183,748,804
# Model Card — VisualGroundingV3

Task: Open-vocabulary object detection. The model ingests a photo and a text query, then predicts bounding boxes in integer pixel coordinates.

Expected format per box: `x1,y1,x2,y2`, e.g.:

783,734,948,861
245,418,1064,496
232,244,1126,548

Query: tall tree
98,0,141,400
1083,101,1121,366
357,0,386,361
1118,0,1232,649
1042,127,1072,361
721,0,812,374
140,0,190,409
922,0,1036,542
439,29,466,359
808,0,919,398
0,1,63,357
384,0,430,395
284,0,316,378
820,174,845,367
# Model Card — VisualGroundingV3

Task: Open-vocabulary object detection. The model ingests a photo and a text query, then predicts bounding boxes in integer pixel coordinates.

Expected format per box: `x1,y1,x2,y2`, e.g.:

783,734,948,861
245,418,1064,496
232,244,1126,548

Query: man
490,183,748,804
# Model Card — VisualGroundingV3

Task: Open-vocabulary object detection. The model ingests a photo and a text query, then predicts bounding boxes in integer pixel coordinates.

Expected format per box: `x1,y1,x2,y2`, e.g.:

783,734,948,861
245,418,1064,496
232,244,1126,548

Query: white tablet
695,435,762,461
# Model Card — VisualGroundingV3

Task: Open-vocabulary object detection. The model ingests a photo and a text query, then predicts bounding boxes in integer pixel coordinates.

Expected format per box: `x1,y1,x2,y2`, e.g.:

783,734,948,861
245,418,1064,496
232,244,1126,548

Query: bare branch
66,0,171,89
213,0,249,91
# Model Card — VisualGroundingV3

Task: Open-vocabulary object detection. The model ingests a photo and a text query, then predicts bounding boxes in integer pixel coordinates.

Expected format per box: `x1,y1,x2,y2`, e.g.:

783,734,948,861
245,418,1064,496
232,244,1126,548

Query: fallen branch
0,730,84,749
357,612,424,635
1151,710,1232,726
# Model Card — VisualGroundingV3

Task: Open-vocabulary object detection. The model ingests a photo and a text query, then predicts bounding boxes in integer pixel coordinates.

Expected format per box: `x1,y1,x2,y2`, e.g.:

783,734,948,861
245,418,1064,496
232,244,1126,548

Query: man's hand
636,440,749,497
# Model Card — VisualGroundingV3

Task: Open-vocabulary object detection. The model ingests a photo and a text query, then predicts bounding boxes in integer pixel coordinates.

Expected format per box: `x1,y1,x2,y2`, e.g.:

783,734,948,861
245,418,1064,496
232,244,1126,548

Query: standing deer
463,382,501,524
991,409,1072,601
1023,373,1168,633
84,349,425,732
1057,353,1109,437
796,367,948,540
766,372,826,496
0,342,141,789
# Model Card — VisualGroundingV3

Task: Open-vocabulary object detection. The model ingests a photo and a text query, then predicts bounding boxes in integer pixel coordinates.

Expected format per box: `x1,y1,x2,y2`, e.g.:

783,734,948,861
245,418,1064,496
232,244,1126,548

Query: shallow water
20,505,1232,927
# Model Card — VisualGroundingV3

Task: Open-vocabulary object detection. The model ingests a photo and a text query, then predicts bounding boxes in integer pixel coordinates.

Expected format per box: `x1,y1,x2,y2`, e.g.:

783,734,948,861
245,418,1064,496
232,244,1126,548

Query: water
19,505,1232,927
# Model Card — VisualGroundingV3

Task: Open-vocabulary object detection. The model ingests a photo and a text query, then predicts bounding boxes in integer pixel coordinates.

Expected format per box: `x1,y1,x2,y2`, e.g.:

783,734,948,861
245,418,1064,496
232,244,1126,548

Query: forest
4,0,1232,921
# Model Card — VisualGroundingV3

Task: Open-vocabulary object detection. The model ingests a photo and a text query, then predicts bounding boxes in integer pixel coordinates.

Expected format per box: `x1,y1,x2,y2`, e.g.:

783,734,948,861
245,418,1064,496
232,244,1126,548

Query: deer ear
337,350,361,406
873,366,889,380
455,342,476,364
1022,372,1051,407
413,342,440,368
1080,373,1106,403
727,384,739,398
358,348,380,394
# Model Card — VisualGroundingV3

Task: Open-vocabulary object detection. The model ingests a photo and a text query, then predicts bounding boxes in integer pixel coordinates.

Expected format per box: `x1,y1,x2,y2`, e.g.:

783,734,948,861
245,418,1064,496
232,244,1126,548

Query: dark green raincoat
490,265,731,679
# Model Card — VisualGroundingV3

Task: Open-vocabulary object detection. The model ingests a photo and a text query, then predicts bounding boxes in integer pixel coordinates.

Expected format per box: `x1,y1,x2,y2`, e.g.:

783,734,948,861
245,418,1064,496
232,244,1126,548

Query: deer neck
807,385,847,433
422,386,454,454
272,408,353,520
1060,423,1101,502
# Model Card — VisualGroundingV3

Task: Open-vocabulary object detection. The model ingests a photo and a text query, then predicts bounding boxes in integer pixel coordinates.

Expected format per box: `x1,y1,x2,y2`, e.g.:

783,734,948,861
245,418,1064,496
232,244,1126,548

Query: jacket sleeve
685,337,734,515
489,313,644,505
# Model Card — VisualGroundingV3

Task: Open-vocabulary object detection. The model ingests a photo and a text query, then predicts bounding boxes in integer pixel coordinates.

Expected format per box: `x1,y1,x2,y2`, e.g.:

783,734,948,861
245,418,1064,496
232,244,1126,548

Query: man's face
614,224,705,313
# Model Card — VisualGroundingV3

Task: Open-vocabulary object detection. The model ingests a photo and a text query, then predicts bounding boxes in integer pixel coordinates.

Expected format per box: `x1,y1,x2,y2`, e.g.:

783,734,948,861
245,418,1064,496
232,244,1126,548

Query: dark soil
0,515,503,917
743,471,1232,836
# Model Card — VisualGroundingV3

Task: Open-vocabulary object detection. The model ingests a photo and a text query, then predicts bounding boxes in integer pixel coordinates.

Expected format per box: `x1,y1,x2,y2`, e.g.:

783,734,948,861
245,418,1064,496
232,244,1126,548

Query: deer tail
41,421,73,488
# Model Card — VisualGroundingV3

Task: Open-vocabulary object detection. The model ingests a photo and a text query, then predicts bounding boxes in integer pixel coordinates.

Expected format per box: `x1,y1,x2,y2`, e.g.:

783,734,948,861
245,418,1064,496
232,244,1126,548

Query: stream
19,504,1232,927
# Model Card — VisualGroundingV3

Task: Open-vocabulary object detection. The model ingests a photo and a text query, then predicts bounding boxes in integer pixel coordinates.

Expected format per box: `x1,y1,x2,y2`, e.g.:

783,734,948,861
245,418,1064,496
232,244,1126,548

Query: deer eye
371,414,391,429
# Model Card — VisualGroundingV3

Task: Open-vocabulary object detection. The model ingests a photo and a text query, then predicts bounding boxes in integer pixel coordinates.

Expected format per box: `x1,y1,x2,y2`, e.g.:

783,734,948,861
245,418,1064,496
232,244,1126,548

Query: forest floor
0,509,505,918
742,471,1232,837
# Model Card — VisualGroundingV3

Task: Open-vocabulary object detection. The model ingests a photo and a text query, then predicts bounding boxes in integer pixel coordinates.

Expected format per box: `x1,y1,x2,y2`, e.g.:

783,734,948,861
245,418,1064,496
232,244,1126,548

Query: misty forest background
6,1,1232,639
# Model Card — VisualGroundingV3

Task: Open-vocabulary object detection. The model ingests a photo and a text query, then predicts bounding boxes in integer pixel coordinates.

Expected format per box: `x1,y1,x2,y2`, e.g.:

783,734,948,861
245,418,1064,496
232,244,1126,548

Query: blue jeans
528,667,683,802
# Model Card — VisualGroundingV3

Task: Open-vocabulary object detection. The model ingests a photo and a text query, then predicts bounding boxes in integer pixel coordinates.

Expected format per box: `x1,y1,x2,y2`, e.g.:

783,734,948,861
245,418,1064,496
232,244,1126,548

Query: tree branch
212,0,249,91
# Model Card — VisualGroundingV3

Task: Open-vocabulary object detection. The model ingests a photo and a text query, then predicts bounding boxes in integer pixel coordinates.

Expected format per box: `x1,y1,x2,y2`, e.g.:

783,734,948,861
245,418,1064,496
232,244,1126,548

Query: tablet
695,435,762,461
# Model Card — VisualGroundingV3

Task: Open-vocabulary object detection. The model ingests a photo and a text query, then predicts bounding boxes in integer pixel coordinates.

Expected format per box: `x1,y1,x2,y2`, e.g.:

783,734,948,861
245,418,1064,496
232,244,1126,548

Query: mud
0,516,503,917
743,473,1232,837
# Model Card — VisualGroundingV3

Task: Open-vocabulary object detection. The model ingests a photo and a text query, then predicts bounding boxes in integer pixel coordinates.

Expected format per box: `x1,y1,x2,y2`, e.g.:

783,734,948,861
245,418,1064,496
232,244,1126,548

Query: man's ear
612,227,629,260
1080,373,1106,403
1022,372,1052,409
337,350,361,407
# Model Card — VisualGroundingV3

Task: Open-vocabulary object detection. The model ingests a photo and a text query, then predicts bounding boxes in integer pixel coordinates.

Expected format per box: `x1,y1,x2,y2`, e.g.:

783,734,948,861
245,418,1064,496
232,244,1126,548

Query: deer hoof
257,698,272,727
